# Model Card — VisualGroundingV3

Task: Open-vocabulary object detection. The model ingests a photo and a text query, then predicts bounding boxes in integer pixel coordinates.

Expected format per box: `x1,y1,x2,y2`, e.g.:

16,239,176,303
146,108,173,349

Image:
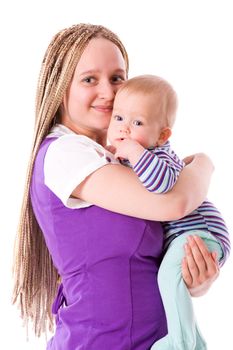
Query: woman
13,24,219,349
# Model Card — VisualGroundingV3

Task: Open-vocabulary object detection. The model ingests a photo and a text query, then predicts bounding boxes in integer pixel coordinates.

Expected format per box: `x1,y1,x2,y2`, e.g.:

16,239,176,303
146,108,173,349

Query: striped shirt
132,141,230,264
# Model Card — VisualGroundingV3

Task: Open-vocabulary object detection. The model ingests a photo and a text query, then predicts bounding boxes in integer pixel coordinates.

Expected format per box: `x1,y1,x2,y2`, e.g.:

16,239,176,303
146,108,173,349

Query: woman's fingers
192,235,219,276
182,235,220,297
184,240,200,281
181,256,192,287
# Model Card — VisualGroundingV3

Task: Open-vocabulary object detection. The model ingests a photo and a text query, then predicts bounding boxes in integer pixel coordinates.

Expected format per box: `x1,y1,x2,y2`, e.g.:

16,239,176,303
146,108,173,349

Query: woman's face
61,38,127,143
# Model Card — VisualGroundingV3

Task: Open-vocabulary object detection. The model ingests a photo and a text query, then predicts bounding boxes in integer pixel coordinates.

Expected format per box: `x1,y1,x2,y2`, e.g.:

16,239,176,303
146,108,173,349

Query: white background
1,0,232,348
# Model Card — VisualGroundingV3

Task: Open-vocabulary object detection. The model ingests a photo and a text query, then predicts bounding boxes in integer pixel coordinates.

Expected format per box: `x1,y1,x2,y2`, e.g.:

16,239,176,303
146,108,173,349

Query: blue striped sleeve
133,143,184,193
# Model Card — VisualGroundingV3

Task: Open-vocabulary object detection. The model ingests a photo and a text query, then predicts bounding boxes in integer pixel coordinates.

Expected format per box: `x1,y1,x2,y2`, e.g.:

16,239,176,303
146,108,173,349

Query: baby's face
108,90,163,149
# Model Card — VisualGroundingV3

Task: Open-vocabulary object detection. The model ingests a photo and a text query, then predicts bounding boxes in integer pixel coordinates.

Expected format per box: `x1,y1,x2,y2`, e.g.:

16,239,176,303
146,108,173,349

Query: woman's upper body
30,122,213,349
13,24,220,345
31,134,167,349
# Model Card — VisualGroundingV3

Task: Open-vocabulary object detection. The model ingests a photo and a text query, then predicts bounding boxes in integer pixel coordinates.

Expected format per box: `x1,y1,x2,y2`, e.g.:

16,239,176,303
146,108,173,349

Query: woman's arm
74,152,219,293
73,152,214,221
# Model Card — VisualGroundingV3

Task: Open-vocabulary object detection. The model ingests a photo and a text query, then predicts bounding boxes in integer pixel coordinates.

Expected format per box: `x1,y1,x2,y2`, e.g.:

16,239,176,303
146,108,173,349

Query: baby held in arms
107,74,230,350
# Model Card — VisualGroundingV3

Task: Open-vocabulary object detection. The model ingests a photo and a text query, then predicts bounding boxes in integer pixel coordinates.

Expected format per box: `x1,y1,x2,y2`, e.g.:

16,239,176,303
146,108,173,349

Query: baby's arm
114,138,184,193
133,146,184,193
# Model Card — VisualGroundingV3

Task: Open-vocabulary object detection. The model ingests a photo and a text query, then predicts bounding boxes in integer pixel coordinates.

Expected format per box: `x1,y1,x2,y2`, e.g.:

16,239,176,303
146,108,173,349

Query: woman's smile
92,104,113,113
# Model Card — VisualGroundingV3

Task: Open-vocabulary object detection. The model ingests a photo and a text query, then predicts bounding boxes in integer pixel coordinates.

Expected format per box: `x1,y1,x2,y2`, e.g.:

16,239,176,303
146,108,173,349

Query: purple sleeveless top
30,138,167,350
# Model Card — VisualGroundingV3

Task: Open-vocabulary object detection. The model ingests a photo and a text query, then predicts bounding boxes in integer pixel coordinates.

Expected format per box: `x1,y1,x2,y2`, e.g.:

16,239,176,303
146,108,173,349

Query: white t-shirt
44,124,119,209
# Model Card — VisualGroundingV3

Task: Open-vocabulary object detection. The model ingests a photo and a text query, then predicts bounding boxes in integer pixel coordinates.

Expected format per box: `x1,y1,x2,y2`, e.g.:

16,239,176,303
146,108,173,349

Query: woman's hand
182,235,220,297
182,155,195,165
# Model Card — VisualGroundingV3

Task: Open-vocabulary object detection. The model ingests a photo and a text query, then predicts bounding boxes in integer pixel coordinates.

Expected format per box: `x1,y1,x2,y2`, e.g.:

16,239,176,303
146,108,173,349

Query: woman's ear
157,127,172,146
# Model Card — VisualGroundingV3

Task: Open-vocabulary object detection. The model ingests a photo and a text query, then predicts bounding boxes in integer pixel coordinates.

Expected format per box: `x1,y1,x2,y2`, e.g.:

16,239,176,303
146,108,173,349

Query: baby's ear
157,127,172,146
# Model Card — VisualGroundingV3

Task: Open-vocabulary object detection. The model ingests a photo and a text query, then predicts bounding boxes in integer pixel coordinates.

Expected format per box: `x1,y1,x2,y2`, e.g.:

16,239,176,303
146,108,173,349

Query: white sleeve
44,135,119,209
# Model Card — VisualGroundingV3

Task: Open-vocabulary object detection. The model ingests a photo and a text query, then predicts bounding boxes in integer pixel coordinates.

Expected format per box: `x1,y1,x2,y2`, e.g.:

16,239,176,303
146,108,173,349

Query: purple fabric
30,138,167,350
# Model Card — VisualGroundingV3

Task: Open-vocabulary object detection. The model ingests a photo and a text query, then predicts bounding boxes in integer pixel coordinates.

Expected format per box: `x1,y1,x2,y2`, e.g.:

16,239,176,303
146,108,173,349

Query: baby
107,75,230,350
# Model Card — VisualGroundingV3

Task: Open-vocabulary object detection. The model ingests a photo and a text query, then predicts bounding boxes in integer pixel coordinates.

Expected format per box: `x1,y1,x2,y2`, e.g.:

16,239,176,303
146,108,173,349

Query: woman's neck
61,120,107,146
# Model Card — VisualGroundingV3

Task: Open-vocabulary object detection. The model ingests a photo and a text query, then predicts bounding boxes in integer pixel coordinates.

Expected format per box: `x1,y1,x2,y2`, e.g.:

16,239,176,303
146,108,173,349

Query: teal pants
151,231,223,350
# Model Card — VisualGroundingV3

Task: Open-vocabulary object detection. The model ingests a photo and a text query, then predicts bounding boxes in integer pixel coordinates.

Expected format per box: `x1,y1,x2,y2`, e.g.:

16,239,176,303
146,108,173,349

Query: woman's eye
133,120,143,126
82,76,95,83
111,75,125,84
114,115,123,121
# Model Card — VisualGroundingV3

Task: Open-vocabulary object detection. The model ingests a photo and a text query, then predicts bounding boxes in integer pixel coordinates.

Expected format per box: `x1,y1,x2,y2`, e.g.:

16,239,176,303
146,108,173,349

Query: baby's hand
114,138,145,165
114,138,139,159
105,145,116,154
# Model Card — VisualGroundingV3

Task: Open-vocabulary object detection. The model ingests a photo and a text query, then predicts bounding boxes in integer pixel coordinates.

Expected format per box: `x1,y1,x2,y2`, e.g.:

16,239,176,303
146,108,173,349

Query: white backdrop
1,0,232,348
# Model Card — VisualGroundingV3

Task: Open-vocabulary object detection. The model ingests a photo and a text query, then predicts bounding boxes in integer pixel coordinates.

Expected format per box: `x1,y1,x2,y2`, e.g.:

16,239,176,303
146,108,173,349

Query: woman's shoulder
46,134,117,166
47,123,108,156
43,124,119,208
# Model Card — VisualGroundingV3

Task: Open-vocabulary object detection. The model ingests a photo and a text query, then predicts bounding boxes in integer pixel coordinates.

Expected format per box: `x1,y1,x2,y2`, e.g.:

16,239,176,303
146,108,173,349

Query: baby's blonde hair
117,74,177,128
12,23,129,337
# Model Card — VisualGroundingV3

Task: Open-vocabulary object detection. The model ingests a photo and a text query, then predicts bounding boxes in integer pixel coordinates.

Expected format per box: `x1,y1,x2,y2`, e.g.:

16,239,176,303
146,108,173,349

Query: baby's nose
120,126,130,133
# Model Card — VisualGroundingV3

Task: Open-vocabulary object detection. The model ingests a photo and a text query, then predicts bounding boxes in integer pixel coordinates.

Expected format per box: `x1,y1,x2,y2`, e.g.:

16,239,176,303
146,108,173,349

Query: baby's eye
114,115,123,121
133,120,143,126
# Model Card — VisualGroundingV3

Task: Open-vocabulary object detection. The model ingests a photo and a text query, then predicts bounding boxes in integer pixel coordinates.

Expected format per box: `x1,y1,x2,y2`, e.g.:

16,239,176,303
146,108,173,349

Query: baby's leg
151,230,223,350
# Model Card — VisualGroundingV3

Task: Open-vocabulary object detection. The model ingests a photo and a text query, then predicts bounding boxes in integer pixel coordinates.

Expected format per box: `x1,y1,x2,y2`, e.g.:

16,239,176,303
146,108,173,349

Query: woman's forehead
75,38,127,73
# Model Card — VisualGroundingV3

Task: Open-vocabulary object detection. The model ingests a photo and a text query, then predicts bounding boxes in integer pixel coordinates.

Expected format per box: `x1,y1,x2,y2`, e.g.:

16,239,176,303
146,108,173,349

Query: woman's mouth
92,105,113,113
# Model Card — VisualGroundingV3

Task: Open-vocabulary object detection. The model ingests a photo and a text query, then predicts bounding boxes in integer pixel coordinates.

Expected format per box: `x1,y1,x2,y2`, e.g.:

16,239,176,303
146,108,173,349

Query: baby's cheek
107,126,114,143
133,133,148,148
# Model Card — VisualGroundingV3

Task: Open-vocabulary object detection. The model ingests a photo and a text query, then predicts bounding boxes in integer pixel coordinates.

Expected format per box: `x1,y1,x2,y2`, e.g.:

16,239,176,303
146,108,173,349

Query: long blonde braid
12,23,129,337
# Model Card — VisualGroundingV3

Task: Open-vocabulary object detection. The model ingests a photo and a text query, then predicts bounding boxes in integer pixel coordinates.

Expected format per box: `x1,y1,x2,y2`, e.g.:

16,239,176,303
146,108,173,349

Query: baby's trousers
151,230,223,350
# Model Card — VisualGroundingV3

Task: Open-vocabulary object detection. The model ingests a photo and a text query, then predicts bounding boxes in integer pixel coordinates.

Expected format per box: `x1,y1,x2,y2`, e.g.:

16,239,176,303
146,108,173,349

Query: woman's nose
98,81,116,100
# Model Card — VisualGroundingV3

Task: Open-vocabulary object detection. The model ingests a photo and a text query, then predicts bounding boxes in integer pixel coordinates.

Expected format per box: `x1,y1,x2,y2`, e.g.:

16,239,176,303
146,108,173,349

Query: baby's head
108,74,177,149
